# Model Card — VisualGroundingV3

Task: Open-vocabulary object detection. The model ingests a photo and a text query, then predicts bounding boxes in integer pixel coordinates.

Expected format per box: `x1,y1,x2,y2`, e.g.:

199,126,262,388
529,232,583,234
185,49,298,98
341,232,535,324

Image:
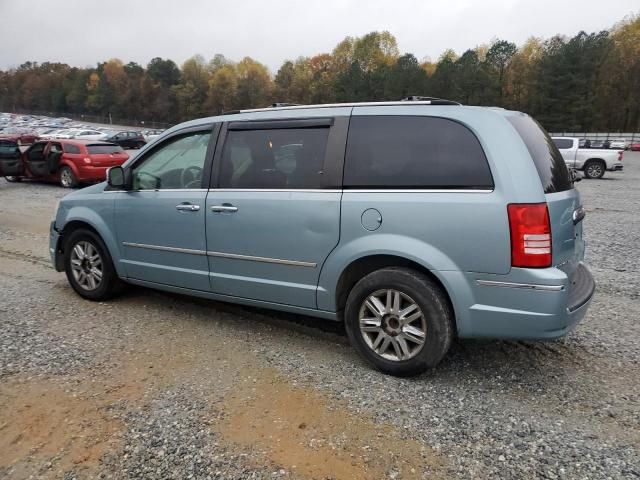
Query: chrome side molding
122,242,316,267
476,279,564,291
206,251,317,268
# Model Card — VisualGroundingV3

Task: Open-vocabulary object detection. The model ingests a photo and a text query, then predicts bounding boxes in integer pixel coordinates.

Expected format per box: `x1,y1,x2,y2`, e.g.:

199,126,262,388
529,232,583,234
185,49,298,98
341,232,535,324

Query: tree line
0,13,638,132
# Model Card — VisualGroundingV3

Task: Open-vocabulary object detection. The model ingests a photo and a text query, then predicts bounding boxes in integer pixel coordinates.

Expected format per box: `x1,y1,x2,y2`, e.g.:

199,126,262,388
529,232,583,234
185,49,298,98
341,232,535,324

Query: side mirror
107,166,126,188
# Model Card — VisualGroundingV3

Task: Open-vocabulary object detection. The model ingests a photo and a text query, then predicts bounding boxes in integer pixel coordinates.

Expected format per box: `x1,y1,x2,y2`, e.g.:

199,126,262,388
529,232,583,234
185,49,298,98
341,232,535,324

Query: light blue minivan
49,99,595,376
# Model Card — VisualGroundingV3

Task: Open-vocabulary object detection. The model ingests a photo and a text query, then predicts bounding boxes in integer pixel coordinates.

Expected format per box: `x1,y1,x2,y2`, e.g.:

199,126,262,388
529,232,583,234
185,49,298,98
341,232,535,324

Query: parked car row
0,112,154,149
577,138,637,150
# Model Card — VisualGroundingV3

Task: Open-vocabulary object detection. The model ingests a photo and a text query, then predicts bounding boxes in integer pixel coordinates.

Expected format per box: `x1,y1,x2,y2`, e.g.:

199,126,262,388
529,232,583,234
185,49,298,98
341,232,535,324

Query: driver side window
132,131,211,190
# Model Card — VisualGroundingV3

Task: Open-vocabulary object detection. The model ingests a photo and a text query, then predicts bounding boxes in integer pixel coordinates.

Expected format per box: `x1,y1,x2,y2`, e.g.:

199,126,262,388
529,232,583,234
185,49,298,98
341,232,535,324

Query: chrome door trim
206,188,492,193
122,242,207,256
476,280,564,291
206,250,317,268
346,189,494,193
208,188,342,193
105,188,208,193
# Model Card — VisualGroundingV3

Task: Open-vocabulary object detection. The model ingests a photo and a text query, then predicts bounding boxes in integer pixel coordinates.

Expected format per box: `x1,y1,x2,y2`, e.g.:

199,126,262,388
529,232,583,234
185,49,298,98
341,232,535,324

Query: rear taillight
618,151,624,161
507,203,552,268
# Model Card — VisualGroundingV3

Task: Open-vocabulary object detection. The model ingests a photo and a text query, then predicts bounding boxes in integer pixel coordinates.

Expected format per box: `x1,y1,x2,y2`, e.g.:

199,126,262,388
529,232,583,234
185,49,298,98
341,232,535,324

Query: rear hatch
86,143,128,166
507,115,585,274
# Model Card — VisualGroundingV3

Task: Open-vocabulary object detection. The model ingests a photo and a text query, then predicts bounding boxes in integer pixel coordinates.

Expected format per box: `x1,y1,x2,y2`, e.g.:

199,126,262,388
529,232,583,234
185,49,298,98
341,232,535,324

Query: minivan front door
206,117,348,308
115,127,217,291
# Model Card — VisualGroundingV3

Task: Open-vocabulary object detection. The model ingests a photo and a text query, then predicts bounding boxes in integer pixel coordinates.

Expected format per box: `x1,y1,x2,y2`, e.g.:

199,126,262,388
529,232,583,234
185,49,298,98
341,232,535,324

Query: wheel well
335,254,456,326
59,221,100,249
584,158,605,166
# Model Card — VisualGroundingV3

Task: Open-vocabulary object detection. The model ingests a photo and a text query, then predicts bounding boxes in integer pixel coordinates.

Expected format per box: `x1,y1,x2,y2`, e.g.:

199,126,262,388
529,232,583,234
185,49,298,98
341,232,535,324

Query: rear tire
344,267,454,377
583,160,605,179
59,166,78,188
64,229,124,300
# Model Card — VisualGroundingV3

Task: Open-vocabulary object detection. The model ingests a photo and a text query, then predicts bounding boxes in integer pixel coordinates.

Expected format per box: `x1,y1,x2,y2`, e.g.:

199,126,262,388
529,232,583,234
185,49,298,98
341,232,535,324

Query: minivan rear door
205,115,349,309
507,116,585,271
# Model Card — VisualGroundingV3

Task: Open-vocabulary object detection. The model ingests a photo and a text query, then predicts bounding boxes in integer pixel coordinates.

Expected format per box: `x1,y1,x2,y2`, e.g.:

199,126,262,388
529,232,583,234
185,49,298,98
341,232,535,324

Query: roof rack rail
270,102,300,108
221,110,242,115
401,96,461,106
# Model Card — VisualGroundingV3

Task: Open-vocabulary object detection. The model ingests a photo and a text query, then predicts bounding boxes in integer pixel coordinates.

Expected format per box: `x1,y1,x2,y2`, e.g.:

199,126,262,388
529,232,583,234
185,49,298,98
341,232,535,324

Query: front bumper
445,263,596,339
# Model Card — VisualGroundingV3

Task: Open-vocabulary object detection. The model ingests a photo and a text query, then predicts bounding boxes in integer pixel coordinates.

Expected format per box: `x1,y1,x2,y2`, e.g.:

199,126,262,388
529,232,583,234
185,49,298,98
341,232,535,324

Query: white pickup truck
551,137,624,179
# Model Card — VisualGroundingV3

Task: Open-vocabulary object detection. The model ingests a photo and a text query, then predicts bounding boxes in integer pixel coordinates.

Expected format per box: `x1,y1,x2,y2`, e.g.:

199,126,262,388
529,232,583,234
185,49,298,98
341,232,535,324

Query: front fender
56,200,122,276
316,234,461,312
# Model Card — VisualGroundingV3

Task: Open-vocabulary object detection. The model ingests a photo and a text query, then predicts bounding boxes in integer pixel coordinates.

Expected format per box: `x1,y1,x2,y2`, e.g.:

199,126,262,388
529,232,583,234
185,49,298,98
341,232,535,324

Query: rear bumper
75,165,111,182
609,164,623,171
443,263,596,340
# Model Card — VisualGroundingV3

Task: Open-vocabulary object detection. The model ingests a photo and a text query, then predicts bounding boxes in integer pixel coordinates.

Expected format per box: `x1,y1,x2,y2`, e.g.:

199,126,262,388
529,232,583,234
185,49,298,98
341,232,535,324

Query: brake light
83,157,92,164
507,203,552,268
618,151,624,162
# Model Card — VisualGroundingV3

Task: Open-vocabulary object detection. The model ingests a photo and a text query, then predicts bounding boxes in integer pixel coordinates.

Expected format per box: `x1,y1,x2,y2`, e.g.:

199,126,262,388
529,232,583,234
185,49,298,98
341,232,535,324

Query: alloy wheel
358,289,427,361
70,241,103,291
60,169,73,187
586,163,603,178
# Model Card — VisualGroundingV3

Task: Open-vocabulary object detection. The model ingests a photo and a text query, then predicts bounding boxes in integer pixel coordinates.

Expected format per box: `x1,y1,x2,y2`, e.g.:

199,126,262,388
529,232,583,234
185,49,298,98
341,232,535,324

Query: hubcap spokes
70,241,103,291
359,289,427,362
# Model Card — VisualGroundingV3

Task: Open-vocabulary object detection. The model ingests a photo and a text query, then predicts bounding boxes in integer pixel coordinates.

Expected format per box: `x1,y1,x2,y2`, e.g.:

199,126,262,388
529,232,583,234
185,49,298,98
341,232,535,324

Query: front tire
64,229,123,300
583,160,605,179
344,267,454,377
59,166,78,188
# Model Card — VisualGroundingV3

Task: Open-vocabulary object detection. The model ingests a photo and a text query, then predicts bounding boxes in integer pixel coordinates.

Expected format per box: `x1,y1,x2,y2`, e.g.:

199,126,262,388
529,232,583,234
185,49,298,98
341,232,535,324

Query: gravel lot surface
0,153,638,479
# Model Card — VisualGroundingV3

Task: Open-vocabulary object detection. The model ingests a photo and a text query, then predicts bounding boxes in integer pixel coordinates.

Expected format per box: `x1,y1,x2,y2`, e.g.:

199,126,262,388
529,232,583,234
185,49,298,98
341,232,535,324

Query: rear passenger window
343,116,493,189
219,128,329,189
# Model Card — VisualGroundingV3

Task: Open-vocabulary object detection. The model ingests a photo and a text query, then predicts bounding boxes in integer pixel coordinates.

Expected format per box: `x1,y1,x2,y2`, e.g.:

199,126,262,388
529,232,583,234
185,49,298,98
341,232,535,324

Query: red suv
0,139,129,187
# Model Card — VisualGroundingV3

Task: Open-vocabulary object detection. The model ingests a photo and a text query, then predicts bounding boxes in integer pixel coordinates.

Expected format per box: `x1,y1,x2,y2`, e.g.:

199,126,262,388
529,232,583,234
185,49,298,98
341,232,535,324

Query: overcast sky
1,0,637,73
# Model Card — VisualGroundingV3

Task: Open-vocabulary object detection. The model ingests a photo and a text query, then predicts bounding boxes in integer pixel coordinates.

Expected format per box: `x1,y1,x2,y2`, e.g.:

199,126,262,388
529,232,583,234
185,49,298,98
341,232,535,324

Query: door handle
210,204,238,213
176,203,200,212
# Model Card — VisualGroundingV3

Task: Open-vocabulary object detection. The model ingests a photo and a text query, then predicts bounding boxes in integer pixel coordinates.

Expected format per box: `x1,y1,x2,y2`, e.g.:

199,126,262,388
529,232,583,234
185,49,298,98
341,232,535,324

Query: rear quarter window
63,144,81,154
343,116,493,189
86,144,125,154
507,115,572,193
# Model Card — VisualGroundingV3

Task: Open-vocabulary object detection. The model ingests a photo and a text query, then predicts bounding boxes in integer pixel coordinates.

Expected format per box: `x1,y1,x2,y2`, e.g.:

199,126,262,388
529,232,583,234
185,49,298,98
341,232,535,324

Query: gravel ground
0,154,638,479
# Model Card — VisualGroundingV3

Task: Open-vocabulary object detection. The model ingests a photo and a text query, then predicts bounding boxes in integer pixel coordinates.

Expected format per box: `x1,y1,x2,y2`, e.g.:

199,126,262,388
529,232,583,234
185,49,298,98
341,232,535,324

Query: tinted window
133,131,211,190
63,144,81,154
552,138,573,149
0,140,20,158
87,144,124,154
219,128,329,189
27,143,46,161
343,116,493,189
507,115,572,193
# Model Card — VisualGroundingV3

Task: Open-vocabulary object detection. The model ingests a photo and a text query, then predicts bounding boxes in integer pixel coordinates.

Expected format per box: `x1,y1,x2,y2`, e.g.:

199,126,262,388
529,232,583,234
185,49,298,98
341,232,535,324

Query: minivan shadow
118,285,583,387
